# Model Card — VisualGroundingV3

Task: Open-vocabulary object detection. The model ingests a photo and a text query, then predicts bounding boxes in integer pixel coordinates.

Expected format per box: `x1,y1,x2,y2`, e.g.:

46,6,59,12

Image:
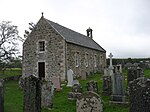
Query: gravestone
108,53,114,76
72,80,79,86
51,76,61,91
127,67,143,85
126,67,144,95
127,67,137,85
76,91,103,112
68,83,82,100
81,70,86,80
137,66,144,77
67,69,74,87
104,68,109,76
23,75,41,112
129,77,150,112
115,64,122,73
41,81,54,108
0,79,4,112
111,71,125,103
102,75,111,95
87,80,98,94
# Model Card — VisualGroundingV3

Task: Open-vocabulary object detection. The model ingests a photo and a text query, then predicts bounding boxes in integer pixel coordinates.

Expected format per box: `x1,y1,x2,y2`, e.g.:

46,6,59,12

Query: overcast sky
0,0,150,58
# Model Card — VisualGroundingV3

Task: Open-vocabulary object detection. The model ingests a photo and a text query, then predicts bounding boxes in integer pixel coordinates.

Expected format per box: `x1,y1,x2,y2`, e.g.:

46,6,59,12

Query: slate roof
46,18,106,52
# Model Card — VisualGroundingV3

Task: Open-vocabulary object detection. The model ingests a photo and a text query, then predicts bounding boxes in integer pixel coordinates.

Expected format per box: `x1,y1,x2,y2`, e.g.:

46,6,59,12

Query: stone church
22,14,106,81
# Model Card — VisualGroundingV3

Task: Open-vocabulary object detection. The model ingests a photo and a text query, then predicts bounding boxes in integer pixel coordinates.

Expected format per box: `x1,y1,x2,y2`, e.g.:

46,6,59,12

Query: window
100,55,103,65
39,41,45,52
85,53,88,67
94,55,97,67
75,52,79,67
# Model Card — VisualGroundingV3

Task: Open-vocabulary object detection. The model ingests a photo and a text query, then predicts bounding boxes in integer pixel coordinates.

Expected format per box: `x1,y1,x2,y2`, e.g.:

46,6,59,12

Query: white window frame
75,52,79,67
37,40,46,53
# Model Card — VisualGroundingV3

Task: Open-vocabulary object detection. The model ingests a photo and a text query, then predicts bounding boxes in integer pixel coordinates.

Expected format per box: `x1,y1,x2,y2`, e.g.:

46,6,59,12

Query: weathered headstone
51,76,61,91
136,66,144,77
108,53,114,76
81,70,86,80
125,62,133,69
127,67,143,85
68,83,82,100
126,67,144,95
111,71,125,103
104,68,109,76
0,79,4,112
72,80,79,86
115,64,122,73
67,69,74,87
129,77,150,112
76,91,103,112
23,75,41,112
102,75,111,95
41,81,54,108
87,80,98,94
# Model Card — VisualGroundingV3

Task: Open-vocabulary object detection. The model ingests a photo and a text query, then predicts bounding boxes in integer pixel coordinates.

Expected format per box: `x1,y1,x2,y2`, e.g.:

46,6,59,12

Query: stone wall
66,42,106,78
23,17,66,81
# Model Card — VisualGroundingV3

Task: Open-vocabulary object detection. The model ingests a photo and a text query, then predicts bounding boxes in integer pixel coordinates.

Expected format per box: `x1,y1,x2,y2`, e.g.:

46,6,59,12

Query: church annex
22,15,106,81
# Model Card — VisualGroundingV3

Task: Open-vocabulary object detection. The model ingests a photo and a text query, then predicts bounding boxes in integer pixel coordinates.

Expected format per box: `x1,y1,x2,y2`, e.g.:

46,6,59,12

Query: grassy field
0,68,22,79
3,68,150,112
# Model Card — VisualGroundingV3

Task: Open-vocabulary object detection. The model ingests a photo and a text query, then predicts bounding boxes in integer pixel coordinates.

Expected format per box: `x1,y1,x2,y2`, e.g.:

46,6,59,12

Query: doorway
38,62,45,78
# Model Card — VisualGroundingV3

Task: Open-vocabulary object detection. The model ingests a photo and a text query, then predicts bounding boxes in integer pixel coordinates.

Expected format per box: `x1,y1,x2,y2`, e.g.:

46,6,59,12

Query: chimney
86,27,93,38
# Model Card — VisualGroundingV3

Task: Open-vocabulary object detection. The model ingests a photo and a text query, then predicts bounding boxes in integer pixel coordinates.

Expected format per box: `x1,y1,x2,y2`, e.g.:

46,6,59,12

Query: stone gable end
23,17,66,81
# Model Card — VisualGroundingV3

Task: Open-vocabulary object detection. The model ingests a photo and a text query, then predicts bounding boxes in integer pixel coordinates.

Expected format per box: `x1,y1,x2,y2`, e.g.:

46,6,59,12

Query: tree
0,21,22,71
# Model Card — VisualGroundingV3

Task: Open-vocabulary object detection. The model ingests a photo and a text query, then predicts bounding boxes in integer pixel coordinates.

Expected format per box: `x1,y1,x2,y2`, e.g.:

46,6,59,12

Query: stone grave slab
68,83,82,100
51,76,61,91
81,70,86,80
41,81,54,108
76,91,103,112
110,71,126,104
72,80,79,86
67,69,74,87
129,77,150,112
87,80,98,93
102,75,111,95
23,75,41,112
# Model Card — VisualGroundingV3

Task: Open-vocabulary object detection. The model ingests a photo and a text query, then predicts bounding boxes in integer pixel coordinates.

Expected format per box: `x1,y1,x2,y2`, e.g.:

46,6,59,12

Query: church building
22,14,106,81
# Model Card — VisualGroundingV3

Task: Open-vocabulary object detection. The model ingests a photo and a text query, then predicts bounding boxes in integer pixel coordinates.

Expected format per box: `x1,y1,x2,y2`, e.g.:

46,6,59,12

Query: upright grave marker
41,81,54,108
87,80,98,94
23,75,41,112
129,77,150,112
67,69,74,87
0,79,4,112
51,76,61,91
108,53,114,76
68,83,82,100
110,71,126,103
81,70,86,80
102,75,111,95
76,91,103,112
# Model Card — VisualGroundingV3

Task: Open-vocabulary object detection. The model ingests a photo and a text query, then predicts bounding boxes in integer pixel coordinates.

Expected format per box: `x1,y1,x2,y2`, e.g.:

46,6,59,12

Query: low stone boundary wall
3,75,21,81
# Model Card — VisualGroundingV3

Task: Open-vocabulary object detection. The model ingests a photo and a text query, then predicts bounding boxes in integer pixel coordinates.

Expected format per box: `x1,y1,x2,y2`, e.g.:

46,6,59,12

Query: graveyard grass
3,68,150,112
0,68,22,79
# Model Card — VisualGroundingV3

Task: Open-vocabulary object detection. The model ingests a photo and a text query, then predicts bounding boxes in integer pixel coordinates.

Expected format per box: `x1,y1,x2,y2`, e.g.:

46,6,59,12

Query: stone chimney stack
86,27,93,38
